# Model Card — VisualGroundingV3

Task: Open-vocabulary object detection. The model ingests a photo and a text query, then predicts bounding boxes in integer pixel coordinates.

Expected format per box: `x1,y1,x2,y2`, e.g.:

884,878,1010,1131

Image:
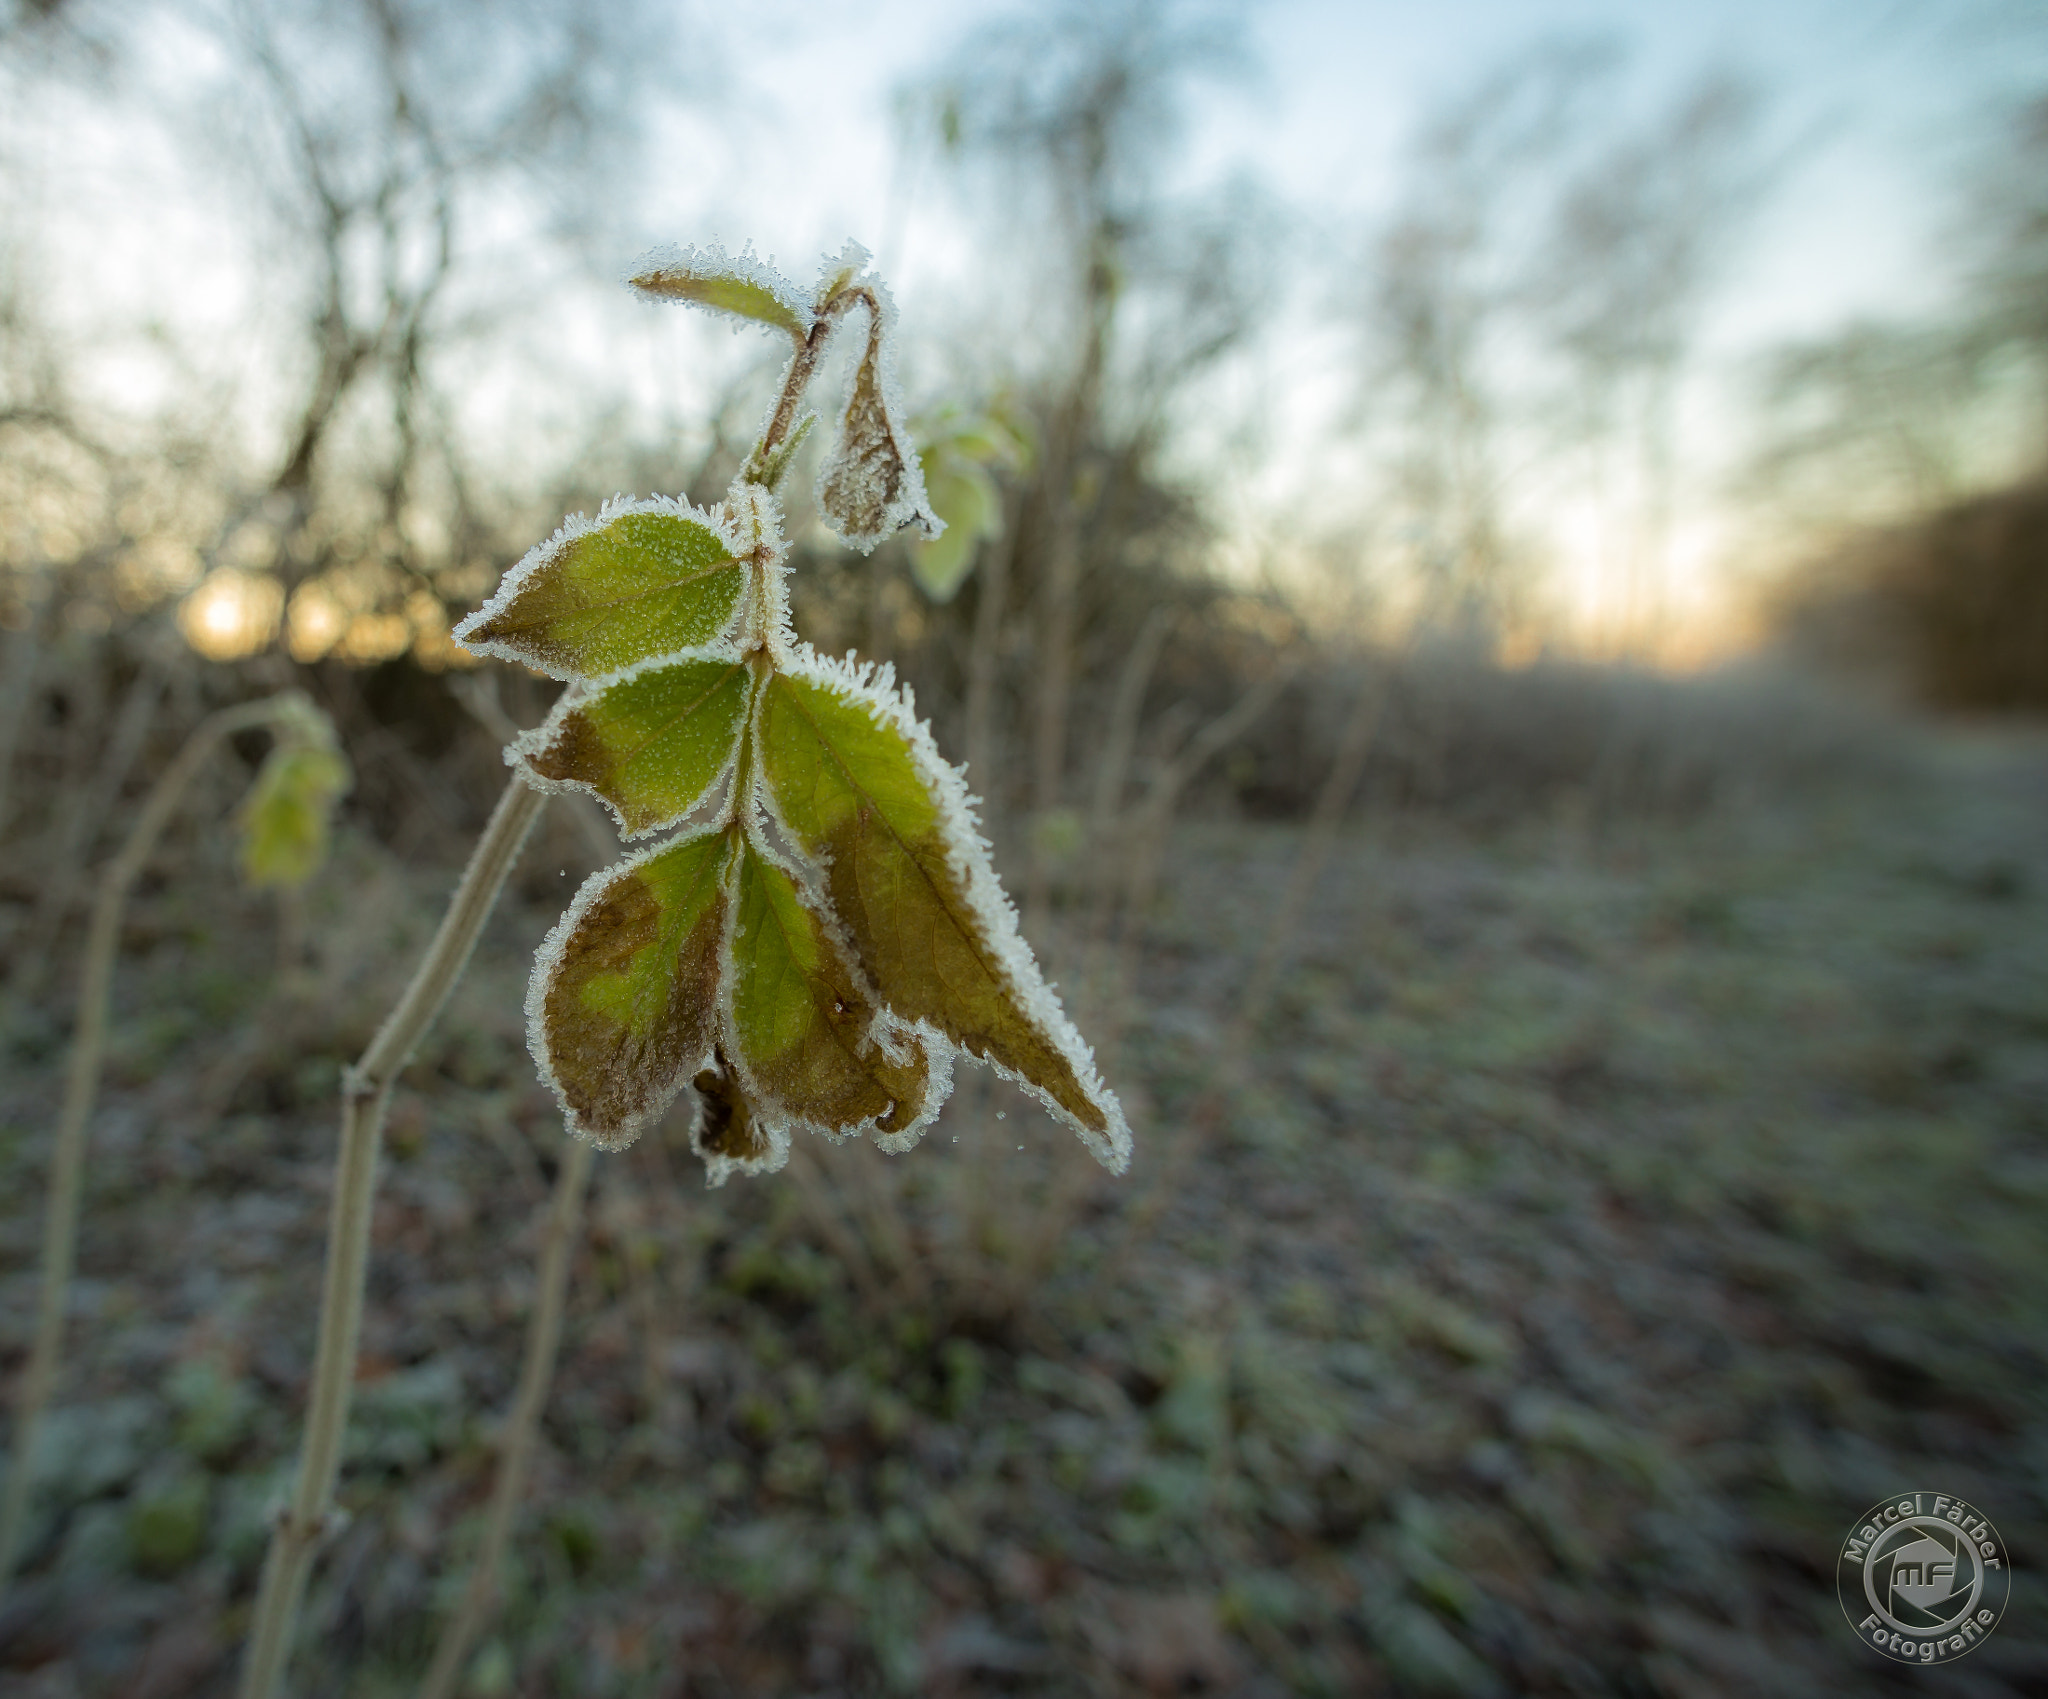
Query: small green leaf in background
238,713,350,891
514,654,751,838
628,243,811,342
535,829,731,1149
454,500,746,679
127,1470,212,1577
908,401,1033,602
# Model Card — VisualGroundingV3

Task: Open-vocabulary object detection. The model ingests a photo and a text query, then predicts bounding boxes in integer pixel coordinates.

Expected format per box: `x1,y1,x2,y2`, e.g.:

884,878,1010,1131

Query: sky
676,0,2041,660
672,0,2035,326
9,0,2046,664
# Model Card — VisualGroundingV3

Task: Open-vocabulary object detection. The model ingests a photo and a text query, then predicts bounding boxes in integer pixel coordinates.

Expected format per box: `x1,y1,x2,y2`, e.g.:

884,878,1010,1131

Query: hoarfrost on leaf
476,240,1128,1184
628,242,812,343
510,651,750,839
453,497,747,680
815,287,942,554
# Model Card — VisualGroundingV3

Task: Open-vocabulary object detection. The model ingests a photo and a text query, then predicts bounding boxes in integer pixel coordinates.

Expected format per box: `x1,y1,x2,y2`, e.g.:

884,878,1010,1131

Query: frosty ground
0,727,2044,1697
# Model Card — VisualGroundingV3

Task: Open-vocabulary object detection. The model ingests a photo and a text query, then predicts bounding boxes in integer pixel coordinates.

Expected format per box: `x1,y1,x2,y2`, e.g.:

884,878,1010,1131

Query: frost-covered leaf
629,243,811,342
727,841,940,1143
512,653,750,837
816,295,940,554
238,740,351,890
686,1051,774,1176
454,498,747,680
531,829,731,1148
757,655,1130,1170
814,240,870,313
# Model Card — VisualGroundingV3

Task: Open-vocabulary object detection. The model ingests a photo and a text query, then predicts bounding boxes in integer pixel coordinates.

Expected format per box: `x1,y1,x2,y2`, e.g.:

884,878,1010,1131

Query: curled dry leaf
816,296,941,554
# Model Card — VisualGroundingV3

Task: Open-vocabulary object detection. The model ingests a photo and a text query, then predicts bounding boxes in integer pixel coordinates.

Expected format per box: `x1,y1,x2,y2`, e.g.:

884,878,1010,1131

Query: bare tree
1746,81,2048,539
912,0,1271,900
205,0,684,604
1354,40,1764,647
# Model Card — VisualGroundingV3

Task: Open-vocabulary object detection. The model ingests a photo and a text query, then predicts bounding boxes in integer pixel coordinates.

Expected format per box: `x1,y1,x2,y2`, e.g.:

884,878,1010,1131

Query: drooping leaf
513,653,751,837
531,828,731,1148
238,741,351,890
756,653,1130,1170
816,297,940,554
726,840,941,1146
454,498,747,680
628,243,811,342
686,1050,774,1177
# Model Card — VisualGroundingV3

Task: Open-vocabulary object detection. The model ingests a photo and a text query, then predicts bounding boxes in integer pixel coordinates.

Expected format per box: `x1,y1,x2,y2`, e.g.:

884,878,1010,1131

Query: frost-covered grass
0,722,2044,1695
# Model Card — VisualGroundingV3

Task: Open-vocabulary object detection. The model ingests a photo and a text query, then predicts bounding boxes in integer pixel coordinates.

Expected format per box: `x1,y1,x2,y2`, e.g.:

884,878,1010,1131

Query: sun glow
178,569,282,660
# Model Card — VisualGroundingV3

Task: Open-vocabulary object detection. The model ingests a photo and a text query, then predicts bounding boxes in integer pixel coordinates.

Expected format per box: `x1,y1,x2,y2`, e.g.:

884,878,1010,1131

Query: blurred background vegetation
0,0,2044,1694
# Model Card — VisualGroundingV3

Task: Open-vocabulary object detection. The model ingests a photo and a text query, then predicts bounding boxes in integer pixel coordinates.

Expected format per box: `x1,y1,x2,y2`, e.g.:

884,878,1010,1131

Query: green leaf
910,460,999,601
728,841,937,1143
515,654,751,837
238,742,351,890
815,240,875,312
757,655,1130,1169
532,828,731,1148
742,410,816,493
628,244,810,342
454,499,747,680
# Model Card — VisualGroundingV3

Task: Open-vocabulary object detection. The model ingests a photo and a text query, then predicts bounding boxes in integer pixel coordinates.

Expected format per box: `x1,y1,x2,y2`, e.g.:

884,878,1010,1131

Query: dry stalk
237,776,546,1699
0,693,313,1585
417,1136,594,1699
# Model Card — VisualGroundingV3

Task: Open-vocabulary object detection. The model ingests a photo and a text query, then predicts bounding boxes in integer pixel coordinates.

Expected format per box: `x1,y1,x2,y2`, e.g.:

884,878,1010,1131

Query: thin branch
0,693,310,1585
237,776,547,1699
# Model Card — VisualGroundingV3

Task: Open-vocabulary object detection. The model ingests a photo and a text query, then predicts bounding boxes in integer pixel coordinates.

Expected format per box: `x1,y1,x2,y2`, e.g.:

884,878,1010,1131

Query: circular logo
1838,1494,2010,1664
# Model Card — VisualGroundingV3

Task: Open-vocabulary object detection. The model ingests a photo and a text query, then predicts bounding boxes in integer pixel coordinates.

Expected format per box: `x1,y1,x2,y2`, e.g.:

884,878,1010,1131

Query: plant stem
751,284,873,479
416,1135,593,1699
237,776,546,1699
0,693,305,1586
